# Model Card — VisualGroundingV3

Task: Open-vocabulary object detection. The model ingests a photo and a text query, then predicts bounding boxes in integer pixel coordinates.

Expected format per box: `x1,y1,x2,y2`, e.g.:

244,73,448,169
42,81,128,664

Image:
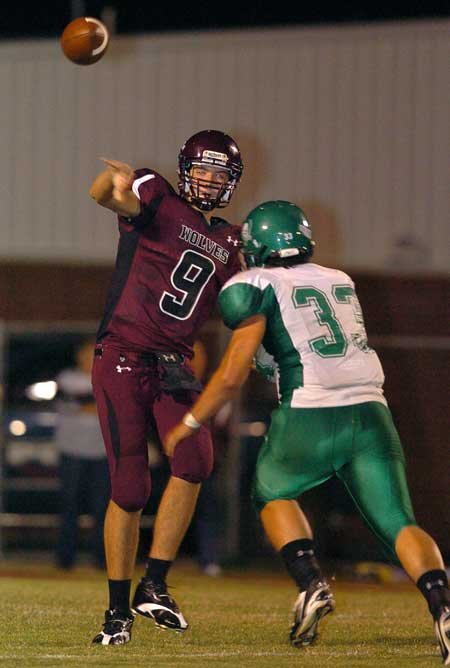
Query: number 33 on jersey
218,263,387,408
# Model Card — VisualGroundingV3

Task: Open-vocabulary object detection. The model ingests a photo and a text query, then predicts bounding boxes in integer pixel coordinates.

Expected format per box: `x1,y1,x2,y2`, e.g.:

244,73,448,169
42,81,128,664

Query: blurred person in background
55,337,110,570
164,200,450,665
89,130,243,645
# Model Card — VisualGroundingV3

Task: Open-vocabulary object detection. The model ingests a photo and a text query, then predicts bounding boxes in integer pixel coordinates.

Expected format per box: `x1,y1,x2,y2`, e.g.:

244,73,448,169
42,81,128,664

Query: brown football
61,17,109,66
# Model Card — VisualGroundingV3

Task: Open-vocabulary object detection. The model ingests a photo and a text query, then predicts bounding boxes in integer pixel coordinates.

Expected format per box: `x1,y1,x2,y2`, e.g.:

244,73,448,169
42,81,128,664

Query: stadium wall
0,19,448,271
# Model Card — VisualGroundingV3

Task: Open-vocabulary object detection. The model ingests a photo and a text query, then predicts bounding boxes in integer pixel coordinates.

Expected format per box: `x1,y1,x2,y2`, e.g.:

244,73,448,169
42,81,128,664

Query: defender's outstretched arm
164,314,266,456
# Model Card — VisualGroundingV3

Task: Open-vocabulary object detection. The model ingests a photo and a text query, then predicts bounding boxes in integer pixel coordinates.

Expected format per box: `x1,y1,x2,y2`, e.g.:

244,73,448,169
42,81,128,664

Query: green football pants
253,401,416,554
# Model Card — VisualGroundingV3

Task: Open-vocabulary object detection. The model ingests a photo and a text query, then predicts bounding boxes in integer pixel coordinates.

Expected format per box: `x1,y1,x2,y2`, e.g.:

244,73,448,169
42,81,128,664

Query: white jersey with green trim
218,262,387,408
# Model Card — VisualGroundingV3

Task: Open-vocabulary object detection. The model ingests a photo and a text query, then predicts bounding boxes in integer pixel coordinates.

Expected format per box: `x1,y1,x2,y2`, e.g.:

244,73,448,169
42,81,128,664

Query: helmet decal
202,150,229,164
241,221,252,243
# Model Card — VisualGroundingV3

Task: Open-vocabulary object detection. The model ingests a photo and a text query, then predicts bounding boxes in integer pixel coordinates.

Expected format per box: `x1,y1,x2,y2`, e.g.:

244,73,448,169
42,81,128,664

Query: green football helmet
241,200,314,267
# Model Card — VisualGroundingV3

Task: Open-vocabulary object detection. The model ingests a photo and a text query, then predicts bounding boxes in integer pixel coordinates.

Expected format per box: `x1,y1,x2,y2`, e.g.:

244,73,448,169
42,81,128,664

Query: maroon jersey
97,169,241,357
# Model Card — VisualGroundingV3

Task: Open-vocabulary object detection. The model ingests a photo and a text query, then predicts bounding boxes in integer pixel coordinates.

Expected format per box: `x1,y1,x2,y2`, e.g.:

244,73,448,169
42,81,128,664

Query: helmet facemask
178,159,239,211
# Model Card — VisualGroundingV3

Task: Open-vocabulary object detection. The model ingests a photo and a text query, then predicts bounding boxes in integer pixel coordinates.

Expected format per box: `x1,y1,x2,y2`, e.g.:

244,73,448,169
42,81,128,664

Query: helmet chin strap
187,184,217,211
193,197,216,212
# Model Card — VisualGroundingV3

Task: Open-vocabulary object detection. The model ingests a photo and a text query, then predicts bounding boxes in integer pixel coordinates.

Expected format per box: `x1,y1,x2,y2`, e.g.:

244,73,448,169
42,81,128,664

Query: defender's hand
163,422,194,458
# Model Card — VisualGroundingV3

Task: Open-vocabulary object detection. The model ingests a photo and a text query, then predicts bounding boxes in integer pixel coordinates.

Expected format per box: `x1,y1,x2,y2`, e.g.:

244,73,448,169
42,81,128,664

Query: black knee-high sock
108,579,131,612
417,570,450,619
280,539,323,591
145,558,172,584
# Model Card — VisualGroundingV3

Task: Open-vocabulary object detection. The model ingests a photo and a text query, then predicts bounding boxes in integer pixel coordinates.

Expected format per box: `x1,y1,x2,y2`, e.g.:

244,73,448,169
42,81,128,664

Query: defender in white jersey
221,262,386,408
164,201,450,664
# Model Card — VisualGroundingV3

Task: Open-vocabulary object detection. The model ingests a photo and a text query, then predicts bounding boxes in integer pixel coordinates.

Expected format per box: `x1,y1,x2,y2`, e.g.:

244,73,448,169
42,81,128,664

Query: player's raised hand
101,158,135,202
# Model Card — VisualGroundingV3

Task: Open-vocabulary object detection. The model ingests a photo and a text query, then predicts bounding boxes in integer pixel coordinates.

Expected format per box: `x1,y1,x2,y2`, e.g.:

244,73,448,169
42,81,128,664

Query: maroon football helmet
178,130,243,211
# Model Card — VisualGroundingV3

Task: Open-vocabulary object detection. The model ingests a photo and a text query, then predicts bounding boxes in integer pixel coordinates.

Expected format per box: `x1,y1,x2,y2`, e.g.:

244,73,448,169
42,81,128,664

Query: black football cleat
92,608,134,645
290,580,335,647
435,606,450,665
132,577,188,632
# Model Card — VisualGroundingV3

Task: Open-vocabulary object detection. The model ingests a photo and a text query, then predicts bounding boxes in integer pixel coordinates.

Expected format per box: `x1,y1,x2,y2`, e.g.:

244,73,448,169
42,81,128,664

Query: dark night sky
1,1,449,38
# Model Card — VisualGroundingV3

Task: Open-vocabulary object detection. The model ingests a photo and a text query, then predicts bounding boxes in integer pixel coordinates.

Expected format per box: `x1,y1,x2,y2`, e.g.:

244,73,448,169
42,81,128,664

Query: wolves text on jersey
179,224,230,264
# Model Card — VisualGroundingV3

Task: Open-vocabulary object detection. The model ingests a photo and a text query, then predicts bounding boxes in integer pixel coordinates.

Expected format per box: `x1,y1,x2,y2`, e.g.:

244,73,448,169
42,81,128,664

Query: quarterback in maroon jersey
89,130,243,645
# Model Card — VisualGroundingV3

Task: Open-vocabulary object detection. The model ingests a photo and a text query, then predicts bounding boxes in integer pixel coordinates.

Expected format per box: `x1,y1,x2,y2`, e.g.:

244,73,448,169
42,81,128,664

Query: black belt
94,346,184,365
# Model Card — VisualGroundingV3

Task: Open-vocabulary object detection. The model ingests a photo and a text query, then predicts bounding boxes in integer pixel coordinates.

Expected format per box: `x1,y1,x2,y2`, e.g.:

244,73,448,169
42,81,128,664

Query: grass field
0,559,442,668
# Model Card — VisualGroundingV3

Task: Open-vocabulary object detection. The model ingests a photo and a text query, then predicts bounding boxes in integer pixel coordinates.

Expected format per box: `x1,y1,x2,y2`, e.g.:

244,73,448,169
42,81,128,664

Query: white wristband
182,412,202,430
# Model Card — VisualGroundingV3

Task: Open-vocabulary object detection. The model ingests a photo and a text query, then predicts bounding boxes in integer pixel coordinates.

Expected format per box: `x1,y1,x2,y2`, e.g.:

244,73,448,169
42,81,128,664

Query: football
61,16,109,65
